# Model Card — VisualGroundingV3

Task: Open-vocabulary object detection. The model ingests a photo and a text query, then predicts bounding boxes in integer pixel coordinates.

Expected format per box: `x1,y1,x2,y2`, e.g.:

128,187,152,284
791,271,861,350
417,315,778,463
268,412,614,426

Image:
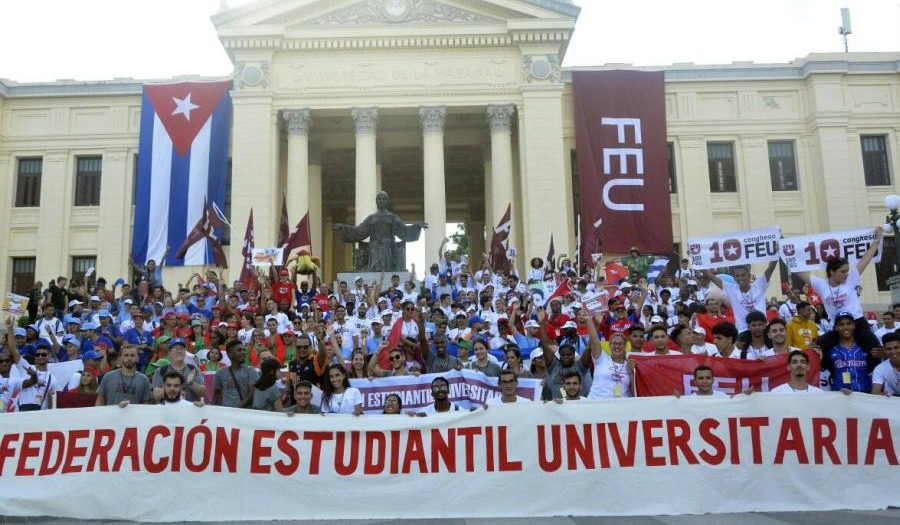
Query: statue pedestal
335,271,414,291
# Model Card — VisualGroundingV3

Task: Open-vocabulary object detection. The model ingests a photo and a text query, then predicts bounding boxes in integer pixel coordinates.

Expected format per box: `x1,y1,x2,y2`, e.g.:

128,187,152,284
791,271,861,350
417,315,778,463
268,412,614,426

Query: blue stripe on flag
132,92,156,265
166,147,192,266
205,92,232,264
647,257,670,283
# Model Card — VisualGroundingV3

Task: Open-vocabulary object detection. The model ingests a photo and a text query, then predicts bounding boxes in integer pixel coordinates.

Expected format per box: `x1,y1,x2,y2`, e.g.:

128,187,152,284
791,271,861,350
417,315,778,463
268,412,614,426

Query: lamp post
884,195,900,303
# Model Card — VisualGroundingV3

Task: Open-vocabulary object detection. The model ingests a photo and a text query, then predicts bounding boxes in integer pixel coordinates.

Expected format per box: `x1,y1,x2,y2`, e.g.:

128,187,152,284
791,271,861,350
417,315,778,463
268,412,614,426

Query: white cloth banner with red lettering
779,228,883,273
630,353,821,396
687,227,781,270
0,396,898,522
351,369,543,414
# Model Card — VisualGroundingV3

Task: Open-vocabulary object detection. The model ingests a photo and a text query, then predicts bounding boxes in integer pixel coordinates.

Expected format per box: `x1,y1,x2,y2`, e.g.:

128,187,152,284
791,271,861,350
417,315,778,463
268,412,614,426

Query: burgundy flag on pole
175,202,228,267
545,234,556,272
573,71,672,261
489,204,511,271
277,193,290,248
239,209,255,288
283,212,311,259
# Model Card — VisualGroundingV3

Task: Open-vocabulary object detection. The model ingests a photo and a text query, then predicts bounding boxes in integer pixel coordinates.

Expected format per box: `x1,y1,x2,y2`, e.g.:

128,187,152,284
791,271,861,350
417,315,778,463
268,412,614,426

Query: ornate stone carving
302,0,497,26
522,54,561,83
352,107,379,135
486,104,515,133
234,61,270,90
281,109,312,136
418,106,446,133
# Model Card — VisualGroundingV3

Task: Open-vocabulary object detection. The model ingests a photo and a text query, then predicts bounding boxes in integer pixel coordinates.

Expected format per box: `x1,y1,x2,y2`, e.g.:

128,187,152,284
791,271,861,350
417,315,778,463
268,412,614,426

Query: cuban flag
132,80,232,266
646,257,671,284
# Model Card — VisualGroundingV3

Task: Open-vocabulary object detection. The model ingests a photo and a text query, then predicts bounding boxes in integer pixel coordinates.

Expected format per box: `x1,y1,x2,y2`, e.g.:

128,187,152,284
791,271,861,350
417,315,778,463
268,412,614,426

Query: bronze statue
333,191,428,271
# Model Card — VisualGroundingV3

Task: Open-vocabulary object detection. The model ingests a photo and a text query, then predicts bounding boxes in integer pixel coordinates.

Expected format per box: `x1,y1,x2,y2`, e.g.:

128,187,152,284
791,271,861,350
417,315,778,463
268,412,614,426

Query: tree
445,223,469,260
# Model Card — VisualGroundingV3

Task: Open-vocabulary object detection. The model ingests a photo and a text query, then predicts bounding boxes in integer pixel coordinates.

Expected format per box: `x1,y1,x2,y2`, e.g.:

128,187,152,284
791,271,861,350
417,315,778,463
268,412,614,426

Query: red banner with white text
631,353,821,396
573,70,672,260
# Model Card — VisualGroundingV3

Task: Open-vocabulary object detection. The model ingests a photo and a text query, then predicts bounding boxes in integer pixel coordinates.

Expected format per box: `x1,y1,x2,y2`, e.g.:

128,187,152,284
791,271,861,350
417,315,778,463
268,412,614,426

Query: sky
0,0,897,270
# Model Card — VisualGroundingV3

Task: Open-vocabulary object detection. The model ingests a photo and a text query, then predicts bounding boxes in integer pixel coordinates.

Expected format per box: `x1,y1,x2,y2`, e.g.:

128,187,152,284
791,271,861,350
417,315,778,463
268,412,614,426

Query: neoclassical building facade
1,0,899,305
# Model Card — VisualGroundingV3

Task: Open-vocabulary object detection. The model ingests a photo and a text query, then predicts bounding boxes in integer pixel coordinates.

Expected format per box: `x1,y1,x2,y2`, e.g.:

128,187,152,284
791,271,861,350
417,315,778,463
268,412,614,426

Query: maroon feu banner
573,71,672,260
630,353,822,397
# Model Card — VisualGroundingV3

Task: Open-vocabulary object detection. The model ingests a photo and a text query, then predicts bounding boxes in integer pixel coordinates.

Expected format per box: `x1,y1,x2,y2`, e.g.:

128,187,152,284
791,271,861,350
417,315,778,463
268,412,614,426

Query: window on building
667,142,677,194
74,156,102,206
875,236,896,292
15,158,42,207
768,141,798,191
71,256,96,285
11,257,36,295
862,135,891,186
707,142,737,193
222,159,232,246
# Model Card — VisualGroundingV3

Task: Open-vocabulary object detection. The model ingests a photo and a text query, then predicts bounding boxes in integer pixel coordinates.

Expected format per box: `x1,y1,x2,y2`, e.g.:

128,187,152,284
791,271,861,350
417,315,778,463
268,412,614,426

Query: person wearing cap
95,309,123,347
188,294,214,321
2,319,39,412
5,317,57,411
544,295,571,341
58,334,83,363
599,288,643,341
509,307,541,357
822,311,876,392
122,310,154,370
785,300,819,350
63,350,103,391
690,326,719,356
363,318,386,355
263,298,291,335
330,305,359,360
7,325,34,360
412,311,461,374
621,246,653,284
295,279,315,309
271,268,297,310
151,338,206,402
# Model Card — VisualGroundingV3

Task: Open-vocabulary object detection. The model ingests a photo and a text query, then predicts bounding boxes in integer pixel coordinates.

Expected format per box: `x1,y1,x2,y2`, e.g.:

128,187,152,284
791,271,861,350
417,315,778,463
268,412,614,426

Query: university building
0,0,899,306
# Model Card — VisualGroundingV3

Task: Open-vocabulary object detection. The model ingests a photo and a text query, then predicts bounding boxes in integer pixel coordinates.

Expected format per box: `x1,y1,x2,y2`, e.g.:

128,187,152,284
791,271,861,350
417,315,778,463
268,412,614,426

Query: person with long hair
464,338,502,377
795,228,884,354
583,320,630,398
320,363,363,415
347,349,369,379
503,347,531,378
382,393,402,414
251,358,284,411
75,366,99,394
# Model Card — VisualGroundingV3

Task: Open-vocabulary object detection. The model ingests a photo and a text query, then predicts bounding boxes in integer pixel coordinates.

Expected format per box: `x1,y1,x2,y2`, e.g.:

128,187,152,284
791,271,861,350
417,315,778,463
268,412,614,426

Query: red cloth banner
630,352,821,396
573,71,672,259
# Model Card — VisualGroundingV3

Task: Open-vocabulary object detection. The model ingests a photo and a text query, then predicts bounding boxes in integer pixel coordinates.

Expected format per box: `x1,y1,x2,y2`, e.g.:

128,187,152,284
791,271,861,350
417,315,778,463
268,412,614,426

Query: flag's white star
725,245,739,257
823,245,837,259
171,93,200,121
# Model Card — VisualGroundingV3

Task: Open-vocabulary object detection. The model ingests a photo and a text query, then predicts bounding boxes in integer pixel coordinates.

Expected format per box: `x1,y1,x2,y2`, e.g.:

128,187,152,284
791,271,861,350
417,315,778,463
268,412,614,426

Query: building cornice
0,76,229,99
563,53,900,83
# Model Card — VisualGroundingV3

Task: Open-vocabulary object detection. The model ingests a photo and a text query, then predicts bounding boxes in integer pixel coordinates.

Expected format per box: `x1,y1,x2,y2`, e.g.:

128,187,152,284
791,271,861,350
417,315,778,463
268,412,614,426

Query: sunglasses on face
390,355,403,361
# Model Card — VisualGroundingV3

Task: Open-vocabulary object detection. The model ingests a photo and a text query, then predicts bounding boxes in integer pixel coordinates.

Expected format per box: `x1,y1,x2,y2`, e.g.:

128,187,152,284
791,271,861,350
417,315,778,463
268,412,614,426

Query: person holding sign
700,261,778,345
794,227,883,354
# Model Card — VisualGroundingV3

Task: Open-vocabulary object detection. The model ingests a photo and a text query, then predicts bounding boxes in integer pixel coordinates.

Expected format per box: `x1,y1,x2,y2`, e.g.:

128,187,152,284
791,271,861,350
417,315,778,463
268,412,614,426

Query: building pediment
214,0,578,34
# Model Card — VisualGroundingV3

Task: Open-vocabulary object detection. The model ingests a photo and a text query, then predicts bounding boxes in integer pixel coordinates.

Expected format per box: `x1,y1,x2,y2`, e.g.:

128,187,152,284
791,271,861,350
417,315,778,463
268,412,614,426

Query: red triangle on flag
144,81,231,157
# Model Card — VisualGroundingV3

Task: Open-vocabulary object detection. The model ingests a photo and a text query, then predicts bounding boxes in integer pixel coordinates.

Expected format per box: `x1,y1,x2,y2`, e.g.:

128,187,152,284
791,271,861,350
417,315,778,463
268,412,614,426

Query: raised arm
582,312,602,365
763,260,778,281
701,269,724,290
367,343,389,377
857,226,884,275
536,308,556,368
415,311,432,362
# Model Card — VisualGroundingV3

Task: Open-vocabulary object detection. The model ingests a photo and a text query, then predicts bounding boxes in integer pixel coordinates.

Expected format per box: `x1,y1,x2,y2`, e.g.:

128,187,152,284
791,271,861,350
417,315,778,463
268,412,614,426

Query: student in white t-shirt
794,228,883,350
415,377,465,415
702,261,778,336
871,332,900,396
158,371,205,407
555,371,585,402
768,350,823,394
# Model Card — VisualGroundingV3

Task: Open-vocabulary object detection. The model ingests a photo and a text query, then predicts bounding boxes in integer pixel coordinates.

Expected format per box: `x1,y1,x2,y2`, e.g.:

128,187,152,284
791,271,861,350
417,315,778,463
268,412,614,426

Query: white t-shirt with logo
721,276,769,332
13,362,56,409
810,268,863,322
0,375,26,412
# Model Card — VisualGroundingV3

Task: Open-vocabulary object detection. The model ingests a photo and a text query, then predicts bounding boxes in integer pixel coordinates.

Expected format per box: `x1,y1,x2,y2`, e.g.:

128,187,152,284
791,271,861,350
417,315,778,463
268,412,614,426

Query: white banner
688,227,781,270
1,396,898,522
251,247,283,267
351,369,542,414
780,228,883,272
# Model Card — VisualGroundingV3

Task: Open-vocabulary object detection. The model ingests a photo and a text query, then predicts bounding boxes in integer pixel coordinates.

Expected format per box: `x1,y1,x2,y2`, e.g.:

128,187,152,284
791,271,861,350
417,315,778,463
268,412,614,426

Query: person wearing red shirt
694,297,733,343
544,297,570,340
271,269,296,310
313,282,331,313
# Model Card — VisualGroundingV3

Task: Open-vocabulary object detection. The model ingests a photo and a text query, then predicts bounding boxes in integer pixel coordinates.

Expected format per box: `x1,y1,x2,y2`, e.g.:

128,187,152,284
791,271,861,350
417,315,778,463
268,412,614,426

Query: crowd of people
2,230,899,416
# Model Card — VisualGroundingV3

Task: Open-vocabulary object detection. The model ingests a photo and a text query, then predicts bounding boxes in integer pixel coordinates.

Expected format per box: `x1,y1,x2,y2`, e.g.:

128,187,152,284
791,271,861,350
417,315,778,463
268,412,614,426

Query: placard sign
687,227,781,270
780,228,882,272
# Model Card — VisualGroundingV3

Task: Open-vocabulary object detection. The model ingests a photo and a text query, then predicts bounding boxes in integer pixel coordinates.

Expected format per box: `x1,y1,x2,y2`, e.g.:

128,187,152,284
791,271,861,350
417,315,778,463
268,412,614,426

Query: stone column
483,144,493,232
420,106,447,266
486,105,515,230
352,107,379,223
468,219,486,270
308,141,323,259
282,109,312,223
